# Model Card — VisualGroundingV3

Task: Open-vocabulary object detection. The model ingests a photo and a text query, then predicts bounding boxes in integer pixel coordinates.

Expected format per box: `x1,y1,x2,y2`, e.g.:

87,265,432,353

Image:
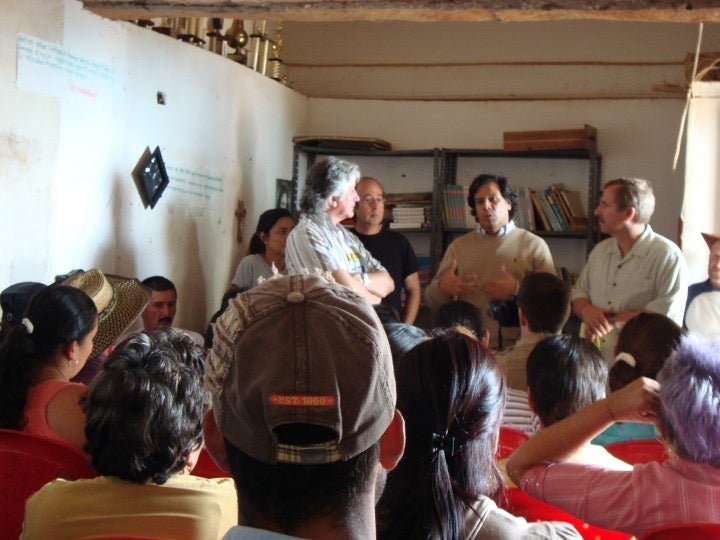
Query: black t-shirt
350,227,419,316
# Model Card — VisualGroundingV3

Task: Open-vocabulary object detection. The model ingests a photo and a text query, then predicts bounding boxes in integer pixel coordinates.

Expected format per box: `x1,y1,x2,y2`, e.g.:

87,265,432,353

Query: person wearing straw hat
62,269,151,383
684,232,720,338
0,270,150,452
62,269,152,360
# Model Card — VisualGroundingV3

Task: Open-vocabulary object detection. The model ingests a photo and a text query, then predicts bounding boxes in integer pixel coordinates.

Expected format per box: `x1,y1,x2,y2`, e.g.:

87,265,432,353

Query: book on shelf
544,188,569,231
389,221,429,230
527,185,591,233
546,184,588,231
558,187,589,231
549,185,572,226
384,191,433,206
392,207,429,217
442,184,467,228
538,191,562,231
460,185,476,229
514,186,536,231
530,190,551,231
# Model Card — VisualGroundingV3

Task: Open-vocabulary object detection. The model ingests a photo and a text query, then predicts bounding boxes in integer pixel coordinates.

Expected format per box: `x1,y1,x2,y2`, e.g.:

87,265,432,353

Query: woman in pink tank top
0,285,98,450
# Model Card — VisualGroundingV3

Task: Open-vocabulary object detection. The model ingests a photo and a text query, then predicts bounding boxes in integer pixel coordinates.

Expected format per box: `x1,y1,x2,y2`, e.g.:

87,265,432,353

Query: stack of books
385,191,432,230
390,205,431,229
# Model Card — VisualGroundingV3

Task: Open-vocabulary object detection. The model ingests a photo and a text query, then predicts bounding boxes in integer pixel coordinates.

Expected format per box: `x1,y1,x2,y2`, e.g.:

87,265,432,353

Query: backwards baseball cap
206,273,396,465
1,282,46,325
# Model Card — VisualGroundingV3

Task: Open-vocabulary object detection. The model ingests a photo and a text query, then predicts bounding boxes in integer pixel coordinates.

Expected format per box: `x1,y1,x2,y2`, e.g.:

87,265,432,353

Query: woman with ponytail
0,285,97,450
231,208,295,290
376,330,580,539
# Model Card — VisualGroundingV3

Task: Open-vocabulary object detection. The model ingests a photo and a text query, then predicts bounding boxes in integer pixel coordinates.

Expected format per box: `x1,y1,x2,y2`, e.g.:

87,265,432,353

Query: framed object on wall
276,178,294,212
132,146,170,209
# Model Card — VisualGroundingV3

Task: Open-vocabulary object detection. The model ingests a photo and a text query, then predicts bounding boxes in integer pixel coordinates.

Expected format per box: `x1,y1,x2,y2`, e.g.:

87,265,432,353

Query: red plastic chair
641,523,720,539
0,429,96,540
604,439,669,465
191,446,231,478
496,426,530,459
501,487,633,540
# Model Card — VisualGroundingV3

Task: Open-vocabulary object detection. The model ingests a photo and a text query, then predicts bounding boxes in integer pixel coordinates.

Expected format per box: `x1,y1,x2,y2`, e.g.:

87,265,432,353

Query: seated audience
231,208,295,290
376,330,581,539
0,269,151,451
21,328,237,540
433,300,535,438
595,312,683,445
0,281,46,344
0,285,97,450
141,275,204,345
527,335,629,468
434,298,489,344
507,333,720,537
496,271,570,391
205,274,405,539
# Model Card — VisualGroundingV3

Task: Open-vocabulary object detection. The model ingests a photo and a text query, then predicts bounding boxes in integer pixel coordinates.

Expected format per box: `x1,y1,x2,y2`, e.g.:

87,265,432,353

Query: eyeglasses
360,195,384,206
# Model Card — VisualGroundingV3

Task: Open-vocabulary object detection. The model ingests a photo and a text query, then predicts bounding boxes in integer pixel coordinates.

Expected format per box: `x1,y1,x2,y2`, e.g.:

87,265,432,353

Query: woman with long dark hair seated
376,330,581,539
0,285,97,450
231,208,295,290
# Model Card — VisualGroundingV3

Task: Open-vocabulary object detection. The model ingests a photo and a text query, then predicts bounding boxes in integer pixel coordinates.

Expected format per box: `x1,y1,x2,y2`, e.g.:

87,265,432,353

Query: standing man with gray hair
285,157,394,305
572,177,687,362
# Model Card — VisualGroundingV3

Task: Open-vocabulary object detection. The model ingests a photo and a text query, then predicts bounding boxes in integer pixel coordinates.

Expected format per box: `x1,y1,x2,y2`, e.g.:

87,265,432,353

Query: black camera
487,296,520,328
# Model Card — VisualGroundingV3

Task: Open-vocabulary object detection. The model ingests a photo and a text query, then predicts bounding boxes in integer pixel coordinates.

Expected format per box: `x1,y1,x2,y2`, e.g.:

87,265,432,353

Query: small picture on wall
276,179,294,212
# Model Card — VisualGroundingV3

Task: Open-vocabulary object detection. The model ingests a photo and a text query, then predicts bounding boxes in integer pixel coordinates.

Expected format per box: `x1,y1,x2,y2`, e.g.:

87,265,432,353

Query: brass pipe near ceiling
127,17,285,84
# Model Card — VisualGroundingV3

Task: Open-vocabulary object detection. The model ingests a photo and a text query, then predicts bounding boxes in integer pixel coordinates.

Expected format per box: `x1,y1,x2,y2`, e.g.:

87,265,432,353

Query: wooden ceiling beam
81,0,720,23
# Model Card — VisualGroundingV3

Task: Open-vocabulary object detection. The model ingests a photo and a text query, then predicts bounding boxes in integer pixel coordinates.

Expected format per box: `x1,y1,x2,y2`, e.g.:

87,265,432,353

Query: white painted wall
682,82,720,284
2,0,308,333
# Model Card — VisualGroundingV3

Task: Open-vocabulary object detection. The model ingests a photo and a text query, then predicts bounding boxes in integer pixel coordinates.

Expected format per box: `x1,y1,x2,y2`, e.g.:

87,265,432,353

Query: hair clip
21,317,34,335
613,351,636,368
431,431,463,457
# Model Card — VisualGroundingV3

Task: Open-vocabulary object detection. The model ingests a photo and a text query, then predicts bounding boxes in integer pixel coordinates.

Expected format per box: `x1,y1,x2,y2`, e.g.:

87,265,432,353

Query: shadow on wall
166,216,207,334
111,173,139,284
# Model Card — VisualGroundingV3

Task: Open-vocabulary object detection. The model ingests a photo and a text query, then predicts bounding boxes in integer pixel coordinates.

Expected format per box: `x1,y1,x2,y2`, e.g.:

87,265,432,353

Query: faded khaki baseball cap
206,273,396,465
